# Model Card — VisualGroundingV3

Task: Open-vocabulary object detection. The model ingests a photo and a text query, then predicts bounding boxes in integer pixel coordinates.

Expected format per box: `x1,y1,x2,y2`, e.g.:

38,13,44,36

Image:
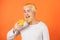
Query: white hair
24,3,37,12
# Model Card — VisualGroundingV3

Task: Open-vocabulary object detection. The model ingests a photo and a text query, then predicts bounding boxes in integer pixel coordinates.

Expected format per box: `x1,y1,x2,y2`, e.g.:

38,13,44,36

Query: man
7,3,50,40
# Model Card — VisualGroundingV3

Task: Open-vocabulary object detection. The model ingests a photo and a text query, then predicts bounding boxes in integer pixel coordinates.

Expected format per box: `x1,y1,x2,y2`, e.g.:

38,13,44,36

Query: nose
25,13,29,16
25,14,30,18
26,13,29,16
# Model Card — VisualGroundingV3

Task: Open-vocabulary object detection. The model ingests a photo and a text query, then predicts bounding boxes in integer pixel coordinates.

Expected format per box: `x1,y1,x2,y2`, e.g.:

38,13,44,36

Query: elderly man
7,3,50,40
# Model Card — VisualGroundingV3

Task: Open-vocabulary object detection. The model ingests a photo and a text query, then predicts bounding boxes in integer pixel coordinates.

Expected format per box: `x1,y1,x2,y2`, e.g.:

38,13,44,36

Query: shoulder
39,21,48,30
39,21,46,26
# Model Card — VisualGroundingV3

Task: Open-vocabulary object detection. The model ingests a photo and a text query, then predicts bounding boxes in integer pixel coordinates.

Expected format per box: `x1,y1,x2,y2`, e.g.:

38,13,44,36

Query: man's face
24,7,34,23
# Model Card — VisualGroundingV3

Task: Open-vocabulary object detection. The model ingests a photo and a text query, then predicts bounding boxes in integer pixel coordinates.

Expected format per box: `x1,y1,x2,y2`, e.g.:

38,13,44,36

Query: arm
7,28,19,40
7,22,20,40
41,22,50,40
7,21,28,40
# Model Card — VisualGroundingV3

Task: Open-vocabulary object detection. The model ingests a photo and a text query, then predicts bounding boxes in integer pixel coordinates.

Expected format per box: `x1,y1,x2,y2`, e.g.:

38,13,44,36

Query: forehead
24,7,32,10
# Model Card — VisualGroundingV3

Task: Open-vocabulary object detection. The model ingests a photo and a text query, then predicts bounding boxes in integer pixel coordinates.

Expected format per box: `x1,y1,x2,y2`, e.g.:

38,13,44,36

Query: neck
28,19,37,25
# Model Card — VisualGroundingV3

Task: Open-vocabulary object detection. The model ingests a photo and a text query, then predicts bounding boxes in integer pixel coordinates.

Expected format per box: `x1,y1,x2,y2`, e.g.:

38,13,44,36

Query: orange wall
0,0,60,40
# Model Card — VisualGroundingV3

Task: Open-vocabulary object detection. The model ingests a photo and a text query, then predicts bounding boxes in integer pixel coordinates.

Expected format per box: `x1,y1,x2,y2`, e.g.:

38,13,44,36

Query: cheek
24,15,26,18
30,14,33,17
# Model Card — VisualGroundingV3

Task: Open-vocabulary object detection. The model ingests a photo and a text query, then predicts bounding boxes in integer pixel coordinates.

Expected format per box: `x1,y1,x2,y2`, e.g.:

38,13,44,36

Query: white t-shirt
7,21,50,40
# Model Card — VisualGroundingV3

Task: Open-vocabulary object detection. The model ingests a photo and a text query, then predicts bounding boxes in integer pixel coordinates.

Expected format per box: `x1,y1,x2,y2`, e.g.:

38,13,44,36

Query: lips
26,16,30,18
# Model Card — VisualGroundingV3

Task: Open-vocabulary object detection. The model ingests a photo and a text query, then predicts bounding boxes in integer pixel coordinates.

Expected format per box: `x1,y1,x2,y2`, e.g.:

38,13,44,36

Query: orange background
0,0,60,40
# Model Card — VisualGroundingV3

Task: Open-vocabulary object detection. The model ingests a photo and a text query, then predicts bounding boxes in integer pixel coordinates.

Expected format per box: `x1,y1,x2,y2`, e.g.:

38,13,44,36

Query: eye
24,10,26,13
27,9,30,12
24,8,31,13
